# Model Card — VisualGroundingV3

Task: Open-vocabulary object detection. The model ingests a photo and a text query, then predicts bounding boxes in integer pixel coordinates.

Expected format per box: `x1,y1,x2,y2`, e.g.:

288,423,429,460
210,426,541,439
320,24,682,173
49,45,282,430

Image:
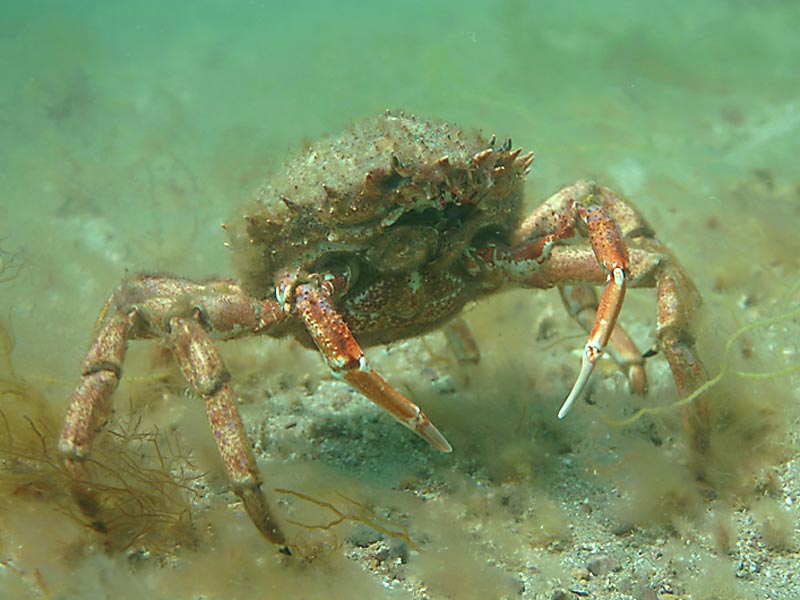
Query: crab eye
365,225,438,274
307,253,361,289
469,224,508,249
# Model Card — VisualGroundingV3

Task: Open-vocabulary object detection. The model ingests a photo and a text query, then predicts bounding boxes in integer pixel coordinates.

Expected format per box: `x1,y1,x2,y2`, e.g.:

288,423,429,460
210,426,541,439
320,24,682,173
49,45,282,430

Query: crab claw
559,350,596,418
294,279,452,452
558,266,627,418
345,368,452,452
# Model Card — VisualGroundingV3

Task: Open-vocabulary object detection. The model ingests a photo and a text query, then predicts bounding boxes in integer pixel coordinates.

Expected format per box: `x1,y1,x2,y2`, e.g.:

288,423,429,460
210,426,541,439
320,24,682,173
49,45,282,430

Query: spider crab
59,111,709,549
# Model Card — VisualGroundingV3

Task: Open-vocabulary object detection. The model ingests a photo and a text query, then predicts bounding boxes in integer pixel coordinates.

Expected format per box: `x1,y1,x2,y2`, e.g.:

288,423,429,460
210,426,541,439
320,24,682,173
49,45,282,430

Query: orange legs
559,284,648,396
59,276,291,547
472,181,638,417
61,271,454,548
557,201,630,418
60,180,711,549
289,277,452,453
471,181,709,476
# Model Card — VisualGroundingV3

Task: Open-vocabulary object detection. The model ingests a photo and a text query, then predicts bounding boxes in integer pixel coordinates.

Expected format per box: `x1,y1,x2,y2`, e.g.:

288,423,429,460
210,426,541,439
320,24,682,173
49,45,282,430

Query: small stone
586,552,619,576
639,587,659,600
347,524,384,548
387,537,409,564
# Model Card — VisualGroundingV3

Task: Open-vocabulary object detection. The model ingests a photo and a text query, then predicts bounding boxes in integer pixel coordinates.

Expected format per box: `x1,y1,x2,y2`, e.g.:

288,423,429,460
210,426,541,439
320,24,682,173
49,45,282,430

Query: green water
2,2,799,599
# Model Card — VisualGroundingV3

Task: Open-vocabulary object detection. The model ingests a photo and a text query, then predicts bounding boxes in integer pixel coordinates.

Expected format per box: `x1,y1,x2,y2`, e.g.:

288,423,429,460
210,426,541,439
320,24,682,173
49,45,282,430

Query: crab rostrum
59,111,709,549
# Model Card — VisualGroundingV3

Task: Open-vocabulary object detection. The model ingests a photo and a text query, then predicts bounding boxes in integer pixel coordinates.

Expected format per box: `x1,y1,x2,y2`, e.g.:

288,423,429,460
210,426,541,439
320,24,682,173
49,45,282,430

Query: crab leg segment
167,315,286,545
559,284,647,395
472,184,632,418
293,280,452,453
558,205,629,417
60,275,292,547
59,310,133,465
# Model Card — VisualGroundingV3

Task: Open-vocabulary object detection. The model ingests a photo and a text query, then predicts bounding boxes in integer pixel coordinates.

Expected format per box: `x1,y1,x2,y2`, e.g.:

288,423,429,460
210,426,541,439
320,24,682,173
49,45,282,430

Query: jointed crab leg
59,309,134,489
167,315,285,545
292,279,453,453
558,262,626,418
559,284,647,395
474,181,710,480
473,183,631,418
558,202,629,418
60,275,290,546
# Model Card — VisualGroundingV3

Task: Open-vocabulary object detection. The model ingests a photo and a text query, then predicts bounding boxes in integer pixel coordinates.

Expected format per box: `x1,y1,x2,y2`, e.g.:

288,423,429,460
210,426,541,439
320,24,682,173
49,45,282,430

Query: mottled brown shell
227,111,532,298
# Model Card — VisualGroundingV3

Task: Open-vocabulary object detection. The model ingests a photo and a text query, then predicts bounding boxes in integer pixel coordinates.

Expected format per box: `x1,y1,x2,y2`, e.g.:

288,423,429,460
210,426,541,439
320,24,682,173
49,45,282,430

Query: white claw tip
557,394,577,419
418,421,453,453
558,350,596,419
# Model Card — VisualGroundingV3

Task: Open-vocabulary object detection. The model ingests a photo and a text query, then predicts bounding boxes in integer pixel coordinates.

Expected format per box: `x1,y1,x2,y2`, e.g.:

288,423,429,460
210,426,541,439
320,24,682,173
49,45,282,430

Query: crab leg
657,267,710,482
167,314,286,545
59,310,133,467
473,186,630,417
60,275,291,547
442,317,481,364
556,202,629,417
293,280,452,453
472,181,710,480
559,284,647,395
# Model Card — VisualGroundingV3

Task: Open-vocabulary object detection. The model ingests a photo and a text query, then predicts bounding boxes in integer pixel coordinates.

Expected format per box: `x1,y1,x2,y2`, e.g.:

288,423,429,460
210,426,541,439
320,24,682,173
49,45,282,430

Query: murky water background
2,2,799,598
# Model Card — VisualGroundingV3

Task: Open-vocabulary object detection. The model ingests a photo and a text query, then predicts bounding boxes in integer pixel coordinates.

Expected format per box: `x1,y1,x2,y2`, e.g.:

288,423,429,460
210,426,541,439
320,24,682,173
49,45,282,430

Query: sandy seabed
2,2,799,599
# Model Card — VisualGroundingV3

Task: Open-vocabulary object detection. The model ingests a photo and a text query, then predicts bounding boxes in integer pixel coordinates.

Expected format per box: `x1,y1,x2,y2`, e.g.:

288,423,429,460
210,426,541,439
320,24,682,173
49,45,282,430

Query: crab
59,111,710,549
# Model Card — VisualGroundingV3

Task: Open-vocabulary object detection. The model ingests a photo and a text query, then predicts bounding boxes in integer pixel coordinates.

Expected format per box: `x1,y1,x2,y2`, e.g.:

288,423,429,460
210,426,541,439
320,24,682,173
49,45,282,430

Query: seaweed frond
0,314,201,558
601,298,800,428
276,487,421,559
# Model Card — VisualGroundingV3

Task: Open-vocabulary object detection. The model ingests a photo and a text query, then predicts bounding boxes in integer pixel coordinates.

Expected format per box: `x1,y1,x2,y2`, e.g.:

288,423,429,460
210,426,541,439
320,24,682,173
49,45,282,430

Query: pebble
586,552,620,577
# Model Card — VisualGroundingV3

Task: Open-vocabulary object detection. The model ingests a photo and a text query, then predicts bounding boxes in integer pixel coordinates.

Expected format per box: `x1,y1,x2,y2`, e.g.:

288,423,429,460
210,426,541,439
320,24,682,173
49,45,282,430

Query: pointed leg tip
628,363,647,395
558,351,597,419
418,421,453,453
557,393,577,419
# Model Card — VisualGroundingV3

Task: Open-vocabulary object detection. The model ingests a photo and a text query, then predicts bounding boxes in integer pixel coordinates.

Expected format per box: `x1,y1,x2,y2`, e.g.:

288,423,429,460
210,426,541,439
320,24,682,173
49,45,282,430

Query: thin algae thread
601,303,800,428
